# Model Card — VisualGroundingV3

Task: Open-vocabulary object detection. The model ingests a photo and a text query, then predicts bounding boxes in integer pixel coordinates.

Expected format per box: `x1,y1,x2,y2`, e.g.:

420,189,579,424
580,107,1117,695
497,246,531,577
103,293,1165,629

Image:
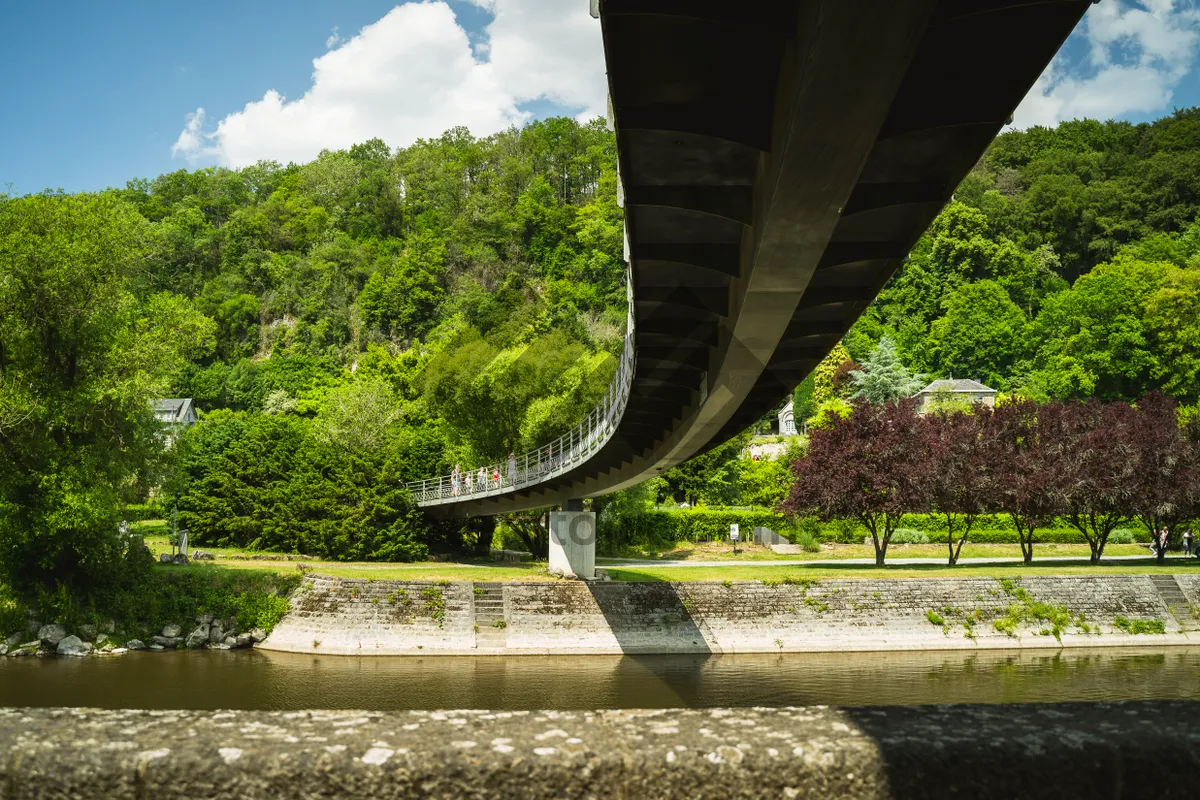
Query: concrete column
548,505,595,579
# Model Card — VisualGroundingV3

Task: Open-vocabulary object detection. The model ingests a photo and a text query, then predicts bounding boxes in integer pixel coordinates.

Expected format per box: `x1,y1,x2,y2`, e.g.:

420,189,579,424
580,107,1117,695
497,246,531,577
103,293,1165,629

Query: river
2,647,1199,710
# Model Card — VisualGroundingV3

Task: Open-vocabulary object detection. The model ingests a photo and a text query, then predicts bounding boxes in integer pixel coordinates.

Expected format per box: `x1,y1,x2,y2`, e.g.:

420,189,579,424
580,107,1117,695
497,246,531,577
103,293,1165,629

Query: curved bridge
408,0,1090,518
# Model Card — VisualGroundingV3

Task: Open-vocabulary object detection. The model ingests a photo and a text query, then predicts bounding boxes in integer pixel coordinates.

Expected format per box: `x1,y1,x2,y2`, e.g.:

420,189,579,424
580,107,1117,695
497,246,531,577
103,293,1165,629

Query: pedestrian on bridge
508,452,517,487
478,466,487,492
464,470,473,494
451,465,461,497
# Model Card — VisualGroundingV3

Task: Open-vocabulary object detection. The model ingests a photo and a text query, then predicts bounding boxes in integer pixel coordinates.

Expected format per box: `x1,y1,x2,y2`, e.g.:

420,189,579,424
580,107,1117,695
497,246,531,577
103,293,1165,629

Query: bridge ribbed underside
429,0,1089,517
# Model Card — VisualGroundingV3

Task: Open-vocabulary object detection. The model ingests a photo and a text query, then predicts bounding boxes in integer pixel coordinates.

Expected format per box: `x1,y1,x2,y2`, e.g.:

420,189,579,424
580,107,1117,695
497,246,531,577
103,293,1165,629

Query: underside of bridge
428,0,1090,518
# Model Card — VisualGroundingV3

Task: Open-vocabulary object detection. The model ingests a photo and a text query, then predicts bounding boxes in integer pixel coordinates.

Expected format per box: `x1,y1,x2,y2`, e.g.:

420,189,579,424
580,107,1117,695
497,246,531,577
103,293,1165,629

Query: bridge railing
403,330,635,506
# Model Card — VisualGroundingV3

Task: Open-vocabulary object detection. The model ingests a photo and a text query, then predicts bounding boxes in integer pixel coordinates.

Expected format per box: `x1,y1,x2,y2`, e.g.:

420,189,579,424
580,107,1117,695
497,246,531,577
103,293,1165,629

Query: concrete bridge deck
415,0,1090,518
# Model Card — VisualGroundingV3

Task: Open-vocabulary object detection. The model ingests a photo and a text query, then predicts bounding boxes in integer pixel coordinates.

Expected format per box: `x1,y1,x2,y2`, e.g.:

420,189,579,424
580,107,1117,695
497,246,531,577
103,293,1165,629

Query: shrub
792,529,822,553
890,528,930,544
1107,529,1138,544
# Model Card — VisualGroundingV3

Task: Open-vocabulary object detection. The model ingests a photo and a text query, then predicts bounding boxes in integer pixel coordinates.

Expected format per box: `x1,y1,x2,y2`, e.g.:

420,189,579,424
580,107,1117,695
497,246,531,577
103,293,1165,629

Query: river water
2,647,1199,710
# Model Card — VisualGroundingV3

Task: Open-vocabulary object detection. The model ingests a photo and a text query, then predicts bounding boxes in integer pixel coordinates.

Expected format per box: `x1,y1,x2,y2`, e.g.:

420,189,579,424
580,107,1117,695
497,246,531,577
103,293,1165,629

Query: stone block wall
263,576,475,654
260,574,1195,656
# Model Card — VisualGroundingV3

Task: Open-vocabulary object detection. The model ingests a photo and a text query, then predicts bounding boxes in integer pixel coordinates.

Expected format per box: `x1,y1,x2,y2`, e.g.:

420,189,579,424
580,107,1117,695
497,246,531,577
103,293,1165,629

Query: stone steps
473,583,507,648
1150,575,1200,631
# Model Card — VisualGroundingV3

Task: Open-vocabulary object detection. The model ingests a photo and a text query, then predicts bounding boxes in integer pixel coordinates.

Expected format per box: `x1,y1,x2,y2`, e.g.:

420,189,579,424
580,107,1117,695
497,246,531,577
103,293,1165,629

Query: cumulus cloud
325,26,342,49
172,0,607,168
1012,0,1200,128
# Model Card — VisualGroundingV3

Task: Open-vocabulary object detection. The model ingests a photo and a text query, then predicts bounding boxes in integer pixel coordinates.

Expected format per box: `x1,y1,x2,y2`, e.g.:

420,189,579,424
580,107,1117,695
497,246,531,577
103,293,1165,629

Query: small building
151,399,197,442
778,399,798,436
912,379,996,414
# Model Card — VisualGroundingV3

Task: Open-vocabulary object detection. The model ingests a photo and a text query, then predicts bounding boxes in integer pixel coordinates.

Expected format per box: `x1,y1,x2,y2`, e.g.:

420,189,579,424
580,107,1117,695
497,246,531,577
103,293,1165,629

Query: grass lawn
140,522,1198,584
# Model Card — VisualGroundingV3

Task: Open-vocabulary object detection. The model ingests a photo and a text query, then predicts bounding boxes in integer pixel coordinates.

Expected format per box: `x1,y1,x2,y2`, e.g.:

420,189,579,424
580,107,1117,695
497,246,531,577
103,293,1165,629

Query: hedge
123,503,165,523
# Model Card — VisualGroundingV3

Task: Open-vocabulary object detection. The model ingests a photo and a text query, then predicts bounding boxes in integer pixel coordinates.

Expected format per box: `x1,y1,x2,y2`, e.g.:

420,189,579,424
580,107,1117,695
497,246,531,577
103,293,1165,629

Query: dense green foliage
848,110,1200,406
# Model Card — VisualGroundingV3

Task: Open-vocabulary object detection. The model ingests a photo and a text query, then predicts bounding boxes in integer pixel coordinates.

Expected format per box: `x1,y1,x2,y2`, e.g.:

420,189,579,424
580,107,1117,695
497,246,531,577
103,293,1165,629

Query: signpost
730,523,739,555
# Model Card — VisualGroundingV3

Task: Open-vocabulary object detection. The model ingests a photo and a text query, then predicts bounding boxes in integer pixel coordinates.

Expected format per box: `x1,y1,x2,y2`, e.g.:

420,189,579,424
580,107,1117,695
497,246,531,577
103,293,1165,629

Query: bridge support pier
548,502,595,579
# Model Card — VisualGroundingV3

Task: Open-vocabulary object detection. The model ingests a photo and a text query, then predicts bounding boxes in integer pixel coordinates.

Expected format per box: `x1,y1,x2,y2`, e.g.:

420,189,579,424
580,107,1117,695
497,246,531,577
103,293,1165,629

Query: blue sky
2,1,1199,195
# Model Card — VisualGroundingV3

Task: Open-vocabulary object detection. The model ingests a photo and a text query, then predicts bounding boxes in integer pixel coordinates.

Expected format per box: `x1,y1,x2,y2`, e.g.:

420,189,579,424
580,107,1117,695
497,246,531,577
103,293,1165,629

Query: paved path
596,554,1199,568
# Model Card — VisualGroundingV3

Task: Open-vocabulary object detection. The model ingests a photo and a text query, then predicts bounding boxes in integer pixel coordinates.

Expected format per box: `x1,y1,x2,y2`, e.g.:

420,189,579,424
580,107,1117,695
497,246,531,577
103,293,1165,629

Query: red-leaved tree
1057,400,1137,564
1128,392,1200,564
783,399,928,566
924,409,991,565
979,399,1065,565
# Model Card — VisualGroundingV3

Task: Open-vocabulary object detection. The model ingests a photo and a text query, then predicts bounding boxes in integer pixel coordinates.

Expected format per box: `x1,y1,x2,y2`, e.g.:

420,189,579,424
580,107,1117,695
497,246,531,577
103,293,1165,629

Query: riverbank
260,573,1200,656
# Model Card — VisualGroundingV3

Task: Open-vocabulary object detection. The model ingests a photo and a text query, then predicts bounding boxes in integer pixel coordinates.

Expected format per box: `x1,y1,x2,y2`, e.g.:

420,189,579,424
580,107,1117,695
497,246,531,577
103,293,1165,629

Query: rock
6,632,22,649
185,625,209,649
235,633,254,649
149,644,165,651
192,550,215,560
250,628,267,643
57,636,94,657
100,619,115,635
162,623,183,638
151,636,182,648
210,642,231,650
0,643,7,657
170,553,189,566
98,642,116,654
25,620,42,637
109,647,128,655
9,643,38,657
223,636,238,647
37,624,67,648
126,639,146,650
78,623,98,640
197,614,214,626
208,625,225,644
159,553,172,564
95,633,110,647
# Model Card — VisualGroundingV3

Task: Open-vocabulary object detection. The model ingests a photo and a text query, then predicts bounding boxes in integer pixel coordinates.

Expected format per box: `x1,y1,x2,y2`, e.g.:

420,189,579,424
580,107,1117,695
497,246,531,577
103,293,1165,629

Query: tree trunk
473,516,496,558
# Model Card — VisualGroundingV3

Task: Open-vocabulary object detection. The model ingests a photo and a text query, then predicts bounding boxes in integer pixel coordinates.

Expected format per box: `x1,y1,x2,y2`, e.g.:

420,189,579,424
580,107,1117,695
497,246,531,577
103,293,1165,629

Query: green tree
849,336,924,404
0,193,213,591
925,280,1030,390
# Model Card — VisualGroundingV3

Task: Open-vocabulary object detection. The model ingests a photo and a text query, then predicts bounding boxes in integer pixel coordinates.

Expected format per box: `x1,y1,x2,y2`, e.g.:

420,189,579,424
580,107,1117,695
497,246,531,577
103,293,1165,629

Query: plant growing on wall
783,399,929,566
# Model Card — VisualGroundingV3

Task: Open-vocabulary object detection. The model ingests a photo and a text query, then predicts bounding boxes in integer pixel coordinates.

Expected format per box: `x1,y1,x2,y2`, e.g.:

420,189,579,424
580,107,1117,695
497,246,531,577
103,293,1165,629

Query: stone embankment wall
261,574,1199,655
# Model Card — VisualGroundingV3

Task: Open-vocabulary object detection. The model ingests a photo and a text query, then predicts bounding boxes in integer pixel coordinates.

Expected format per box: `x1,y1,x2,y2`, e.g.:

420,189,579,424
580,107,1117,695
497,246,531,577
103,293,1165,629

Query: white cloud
1012,0,1200,128
325,26,342,49
172,0,607,168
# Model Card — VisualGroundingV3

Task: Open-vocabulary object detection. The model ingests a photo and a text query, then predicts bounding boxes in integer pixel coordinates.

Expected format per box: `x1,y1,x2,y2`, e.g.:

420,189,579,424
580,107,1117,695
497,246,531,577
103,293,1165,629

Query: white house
151,398,197,443
778,399,798,436
912,379,996,414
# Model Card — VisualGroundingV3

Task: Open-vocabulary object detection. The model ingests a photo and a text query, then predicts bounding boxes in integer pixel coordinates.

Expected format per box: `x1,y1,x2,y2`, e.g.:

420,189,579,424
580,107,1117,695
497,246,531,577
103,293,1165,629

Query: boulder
126,639,146,651
192,550,215,560
0,642,7,657
57,636,94,657
6,632,22,649
208,625,225,644
78,623,98,640
37,624,67,648
95,633,110,647
159,553,172,564
184,625,209,649
9,643,38,657
98,642,116,654
235,633,254,649
250,628,267,643
223,636,237,647
210,642,231,650
197,614,214,626
148,644,165,651
162,623,182,638
151,636,182,648
100,619,116,635
170,553,189,566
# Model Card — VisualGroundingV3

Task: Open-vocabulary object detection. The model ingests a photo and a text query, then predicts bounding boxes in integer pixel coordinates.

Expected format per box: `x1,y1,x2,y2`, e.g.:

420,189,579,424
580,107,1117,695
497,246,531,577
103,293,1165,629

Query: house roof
151,398,194,423
914,379,995,395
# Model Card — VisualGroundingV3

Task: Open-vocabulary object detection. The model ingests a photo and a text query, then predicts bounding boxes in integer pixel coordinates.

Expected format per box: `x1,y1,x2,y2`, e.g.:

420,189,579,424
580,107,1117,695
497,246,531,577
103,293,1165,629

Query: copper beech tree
923,410,991,565
1128,392,1200,564
783,399,929,566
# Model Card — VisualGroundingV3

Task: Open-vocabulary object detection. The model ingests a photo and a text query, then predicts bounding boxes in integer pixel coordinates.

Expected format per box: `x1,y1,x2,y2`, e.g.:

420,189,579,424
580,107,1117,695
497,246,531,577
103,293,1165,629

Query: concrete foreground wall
261,574,1199,655
1,703,1197,799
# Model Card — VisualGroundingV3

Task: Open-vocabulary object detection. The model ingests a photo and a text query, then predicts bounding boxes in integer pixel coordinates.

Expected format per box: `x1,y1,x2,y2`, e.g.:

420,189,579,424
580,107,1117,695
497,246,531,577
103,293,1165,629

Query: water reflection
1,647,1197,711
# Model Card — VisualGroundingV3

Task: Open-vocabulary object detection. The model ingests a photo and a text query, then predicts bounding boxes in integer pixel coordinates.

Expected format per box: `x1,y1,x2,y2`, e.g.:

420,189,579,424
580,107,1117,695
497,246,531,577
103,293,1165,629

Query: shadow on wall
584,581,716,654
